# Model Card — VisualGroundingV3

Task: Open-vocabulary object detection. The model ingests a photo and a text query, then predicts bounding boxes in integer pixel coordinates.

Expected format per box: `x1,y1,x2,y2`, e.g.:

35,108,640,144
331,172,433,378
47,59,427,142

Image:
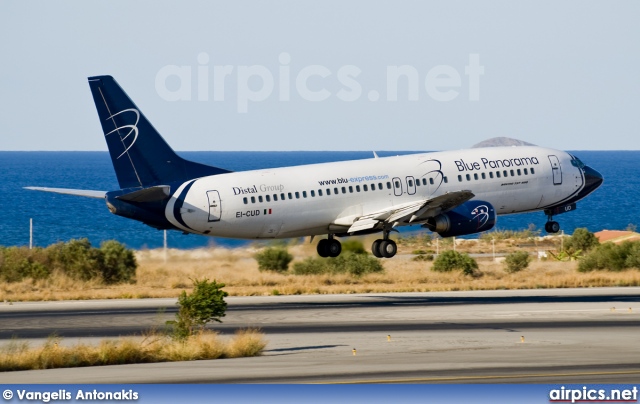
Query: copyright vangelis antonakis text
8,389,139,402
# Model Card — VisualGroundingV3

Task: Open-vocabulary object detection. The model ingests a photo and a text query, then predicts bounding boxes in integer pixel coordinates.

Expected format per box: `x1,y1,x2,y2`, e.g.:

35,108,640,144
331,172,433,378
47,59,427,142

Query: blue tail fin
88,75,231,189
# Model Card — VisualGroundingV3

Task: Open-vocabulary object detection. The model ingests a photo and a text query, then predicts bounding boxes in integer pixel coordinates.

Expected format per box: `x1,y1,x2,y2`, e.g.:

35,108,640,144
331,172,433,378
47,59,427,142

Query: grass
1,236,640,302
0,329,266,371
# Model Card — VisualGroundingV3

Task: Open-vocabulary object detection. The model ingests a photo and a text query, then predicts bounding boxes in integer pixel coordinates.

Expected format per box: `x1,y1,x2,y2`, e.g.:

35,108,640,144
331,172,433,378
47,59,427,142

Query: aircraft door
392,177,403,196
206,190,221,222
406,176,416,195
548,155,562,185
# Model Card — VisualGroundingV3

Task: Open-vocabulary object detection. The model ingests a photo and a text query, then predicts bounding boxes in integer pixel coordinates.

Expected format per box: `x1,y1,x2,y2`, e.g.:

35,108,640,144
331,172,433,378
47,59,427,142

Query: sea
0,150,636,250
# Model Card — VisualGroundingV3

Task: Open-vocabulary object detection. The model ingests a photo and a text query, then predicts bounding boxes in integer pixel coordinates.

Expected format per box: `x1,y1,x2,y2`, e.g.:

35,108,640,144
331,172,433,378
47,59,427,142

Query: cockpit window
570,155,586,169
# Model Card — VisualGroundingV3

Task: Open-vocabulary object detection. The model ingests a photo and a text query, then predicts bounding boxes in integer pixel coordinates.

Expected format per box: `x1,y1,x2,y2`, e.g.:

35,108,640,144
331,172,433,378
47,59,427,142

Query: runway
1,288,640,383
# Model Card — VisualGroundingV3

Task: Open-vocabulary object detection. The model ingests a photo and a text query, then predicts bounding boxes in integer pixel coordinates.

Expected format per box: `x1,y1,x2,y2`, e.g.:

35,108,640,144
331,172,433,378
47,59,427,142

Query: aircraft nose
583,165,604,193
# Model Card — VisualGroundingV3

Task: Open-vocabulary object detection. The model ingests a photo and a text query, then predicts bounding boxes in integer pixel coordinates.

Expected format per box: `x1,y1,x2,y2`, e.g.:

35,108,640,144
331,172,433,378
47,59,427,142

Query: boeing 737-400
26,76,604,259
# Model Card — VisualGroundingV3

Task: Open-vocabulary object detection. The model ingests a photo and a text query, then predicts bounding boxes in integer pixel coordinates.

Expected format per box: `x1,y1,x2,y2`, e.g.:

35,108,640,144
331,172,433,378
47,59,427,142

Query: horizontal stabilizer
24,187,106,199
116,185,171,202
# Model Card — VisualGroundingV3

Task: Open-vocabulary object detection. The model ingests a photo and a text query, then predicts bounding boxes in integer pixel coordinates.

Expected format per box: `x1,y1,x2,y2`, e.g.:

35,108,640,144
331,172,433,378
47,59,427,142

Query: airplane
26,76,604,259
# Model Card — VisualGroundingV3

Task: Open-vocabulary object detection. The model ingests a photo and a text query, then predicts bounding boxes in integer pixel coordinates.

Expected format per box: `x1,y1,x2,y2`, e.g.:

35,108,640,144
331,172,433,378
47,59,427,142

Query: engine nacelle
425,200,496,238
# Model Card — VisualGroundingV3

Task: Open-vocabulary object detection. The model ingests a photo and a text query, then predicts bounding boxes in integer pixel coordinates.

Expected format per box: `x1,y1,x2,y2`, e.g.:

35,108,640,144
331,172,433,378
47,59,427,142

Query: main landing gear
545,215,561,234
371,230,397,259
316,233,398,259
317,236,342,258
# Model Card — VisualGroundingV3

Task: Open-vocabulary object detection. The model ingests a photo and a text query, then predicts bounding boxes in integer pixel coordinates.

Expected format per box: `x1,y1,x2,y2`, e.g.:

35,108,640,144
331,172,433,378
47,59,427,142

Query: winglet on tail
88,76,230,189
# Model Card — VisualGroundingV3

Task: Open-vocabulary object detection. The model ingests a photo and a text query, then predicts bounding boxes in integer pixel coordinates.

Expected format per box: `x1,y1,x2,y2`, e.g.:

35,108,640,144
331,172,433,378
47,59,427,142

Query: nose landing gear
545,216,560,234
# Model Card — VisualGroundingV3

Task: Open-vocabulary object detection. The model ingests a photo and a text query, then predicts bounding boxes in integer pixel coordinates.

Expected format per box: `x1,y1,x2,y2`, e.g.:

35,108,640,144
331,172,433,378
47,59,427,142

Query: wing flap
347,218,380,233
24,187,106,199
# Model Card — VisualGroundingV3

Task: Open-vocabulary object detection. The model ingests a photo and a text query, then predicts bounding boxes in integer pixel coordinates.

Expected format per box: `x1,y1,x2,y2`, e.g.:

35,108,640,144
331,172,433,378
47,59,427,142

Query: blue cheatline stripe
173,180,197,231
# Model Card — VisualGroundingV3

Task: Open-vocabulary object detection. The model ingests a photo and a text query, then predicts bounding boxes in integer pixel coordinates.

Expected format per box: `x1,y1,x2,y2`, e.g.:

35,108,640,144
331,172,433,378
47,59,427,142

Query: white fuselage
164,146,583,239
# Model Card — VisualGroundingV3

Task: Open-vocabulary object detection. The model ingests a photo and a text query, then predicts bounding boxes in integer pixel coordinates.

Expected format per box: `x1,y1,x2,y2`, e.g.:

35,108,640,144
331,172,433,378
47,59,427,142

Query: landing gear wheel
317,239,330,257
378,239,397,258
545,221,560,233
372,239,383,258
327,239,342,257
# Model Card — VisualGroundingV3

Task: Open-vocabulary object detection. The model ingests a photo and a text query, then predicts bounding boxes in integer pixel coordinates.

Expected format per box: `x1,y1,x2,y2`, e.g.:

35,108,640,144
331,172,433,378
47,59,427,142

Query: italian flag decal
264,209,272,215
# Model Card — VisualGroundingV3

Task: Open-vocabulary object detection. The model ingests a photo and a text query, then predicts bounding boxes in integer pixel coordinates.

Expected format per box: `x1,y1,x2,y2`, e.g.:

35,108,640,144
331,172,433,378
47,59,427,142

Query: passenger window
415,179,420,187
531,168,535,174
318,189,323,196
458,175,462,182
510,169,515,176
356,185,360,192
243,197,248,204
423,178,428,186
326,189,331,195
302,191,307,198
517,169,521,176
274,194,278,201
481,173,486,179
489,172,494,179
311,190,315,197
265,195,271,202
503,170,508,177
408,179,413,187
349,186,353,193
363,184,368,191
258,196,263,203
342,187,346,194
378,183,383,190
443,177,448,183
524,168,528,175
281,193,285,200
387,182,392,189
466,174,471,181
334,187,339,194
251,196,256,203
295,192,300,199
473,173,478,180
429,178,434,185
496,171,501,178
288,192,292,199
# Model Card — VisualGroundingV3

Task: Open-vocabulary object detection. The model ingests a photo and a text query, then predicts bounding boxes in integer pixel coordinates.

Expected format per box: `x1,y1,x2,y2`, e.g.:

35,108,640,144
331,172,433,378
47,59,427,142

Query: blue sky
1,1,638,151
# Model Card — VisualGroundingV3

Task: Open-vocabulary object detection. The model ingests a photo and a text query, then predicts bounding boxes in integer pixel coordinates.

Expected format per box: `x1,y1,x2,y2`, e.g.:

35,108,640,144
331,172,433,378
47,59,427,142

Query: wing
345,190,475,234
24,187,106,199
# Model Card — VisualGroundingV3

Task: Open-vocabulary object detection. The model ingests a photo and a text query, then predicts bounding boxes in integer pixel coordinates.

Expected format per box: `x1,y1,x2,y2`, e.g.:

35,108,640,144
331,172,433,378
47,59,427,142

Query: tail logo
105,108,140,159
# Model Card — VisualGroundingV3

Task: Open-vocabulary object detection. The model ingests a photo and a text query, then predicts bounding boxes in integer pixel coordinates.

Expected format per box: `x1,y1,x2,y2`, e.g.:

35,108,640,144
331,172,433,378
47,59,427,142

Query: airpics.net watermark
155,53,484,113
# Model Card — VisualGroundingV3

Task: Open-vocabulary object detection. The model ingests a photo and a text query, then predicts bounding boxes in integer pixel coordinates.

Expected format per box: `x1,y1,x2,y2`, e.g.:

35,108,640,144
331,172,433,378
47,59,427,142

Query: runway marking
323,370,640,384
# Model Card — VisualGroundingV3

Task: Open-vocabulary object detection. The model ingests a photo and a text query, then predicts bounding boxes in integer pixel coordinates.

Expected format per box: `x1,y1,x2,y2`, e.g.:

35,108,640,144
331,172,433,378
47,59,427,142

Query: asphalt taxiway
1,288,639,383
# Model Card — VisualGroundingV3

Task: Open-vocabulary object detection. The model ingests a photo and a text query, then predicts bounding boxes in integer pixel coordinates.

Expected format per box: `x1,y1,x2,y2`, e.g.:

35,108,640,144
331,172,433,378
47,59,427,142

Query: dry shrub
3,242,640,301
0,330,265,371
226,329,267,358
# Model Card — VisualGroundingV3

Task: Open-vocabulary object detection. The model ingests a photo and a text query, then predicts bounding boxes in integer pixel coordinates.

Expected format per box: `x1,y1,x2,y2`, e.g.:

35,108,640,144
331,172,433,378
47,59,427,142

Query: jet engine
424,200,496,238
